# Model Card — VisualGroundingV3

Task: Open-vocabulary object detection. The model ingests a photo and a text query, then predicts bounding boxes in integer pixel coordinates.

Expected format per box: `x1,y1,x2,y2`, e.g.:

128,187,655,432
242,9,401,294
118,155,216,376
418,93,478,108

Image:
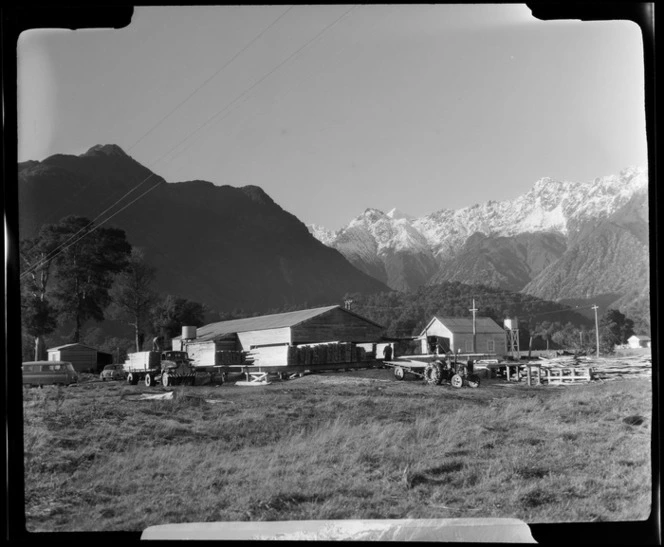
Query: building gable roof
628,334,651,341
47,343,99,352
420,316,505,336
181,305,383,342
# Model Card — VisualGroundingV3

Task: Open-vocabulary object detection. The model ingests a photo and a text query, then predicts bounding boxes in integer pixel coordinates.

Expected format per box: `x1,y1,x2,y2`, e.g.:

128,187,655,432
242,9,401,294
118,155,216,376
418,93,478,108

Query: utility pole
592,305,600,358
470,299,478,354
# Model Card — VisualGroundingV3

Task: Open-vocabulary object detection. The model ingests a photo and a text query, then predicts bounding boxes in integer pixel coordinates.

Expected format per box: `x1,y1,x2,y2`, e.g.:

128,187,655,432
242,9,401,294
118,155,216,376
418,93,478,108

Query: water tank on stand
504,317,519,331
504,317,520,359
182,326,197,341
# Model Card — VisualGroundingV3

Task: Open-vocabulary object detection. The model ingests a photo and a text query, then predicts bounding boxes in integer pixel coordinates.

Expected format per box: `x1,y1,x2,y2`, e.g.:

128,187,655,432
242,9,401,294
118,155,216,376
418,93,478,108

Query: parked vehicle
123,350,201,387
22,361,79,387
100,364,125,381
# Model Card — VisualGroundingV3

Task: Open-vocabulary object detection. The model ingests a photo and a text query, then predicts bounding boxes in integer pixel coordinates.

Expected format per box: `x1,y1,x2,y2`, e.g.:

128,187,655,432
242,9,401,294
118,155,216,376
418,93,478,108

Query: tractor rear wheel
424,363,442,385
394,366,405,380
451,374,463,388
467,374,481,388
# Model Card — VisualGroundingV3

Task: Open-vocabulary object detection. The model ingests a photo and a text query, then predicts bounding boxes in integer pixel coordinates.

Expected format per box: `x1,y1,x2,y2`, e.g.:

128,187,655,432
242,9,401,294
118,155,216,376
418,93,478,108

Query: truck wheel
145,374,154,387
394,366,405,380
467,374,481,388
127,373,138,385
424,363,442,385
190,375,195,386
451,374,463,388
162,373,170,387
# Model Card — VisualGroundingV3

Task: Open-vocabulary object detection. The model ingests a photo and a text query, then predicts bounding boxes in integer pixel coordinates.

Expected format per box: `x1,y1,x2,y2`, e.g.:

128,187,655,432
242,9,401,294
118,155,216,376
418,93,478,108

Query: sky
17,4,648,231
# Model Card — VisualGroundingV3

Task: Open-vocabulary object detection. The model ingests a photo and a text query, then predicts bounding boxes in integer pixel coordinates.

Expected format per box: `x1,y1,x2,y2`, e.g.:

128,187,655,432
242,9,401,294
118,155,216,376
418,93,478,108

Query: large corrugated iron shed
186,305,383,342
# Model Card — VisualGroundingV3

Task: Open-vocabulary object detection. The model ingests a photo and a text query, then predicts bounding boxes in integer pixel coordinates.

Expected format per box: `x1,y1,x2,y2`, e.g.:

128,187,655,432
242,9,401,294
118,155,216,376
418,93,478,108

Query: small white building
627,335,651,349
418,316,507,356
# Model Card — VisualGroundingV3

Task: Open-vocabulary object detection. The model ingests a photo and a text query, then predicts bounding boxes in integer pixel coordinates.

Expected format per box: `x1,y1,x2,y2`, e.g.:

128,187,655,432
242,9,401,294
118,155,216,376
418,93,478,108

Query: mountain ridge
307,167,649,318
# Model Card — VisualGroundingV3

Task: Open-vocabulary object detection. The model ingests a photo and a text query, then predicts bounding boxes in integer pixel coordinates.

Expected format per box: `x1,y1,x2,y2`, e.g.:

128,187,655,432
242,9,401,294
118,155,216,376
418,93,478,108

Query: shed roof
421,316,505,336
179,305,383,342
47,343,99,352
629,334,651,341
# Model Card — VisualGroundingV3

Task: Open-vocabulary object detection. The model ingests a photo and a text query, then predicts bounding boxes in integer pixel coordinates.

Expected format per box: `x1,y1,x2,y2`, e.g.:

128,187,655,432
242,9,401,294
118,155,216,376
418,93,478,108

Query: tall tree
599,308,635,353
151,295,205,340
109,248,158,352
35,216,132,342
20,234,64,357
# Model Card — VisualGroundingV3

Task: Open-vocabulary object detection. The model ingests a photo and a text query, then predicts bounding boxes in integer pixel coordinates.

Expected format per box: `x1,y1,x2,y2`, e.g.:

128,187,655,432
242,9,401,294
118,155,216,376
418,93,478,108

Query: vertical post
470,299,478,354
528,335,533,359
592,305,600,358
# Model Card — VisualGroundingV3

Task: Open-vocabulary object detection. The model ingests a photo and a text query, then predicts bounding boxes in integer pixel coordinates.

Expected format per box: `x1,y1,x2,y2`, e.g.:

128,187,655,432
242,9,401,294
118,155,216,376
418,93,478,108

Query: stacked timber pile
585,355,652,380
537,354,590,367
215,350,244,366
288,342,369,367
537,354,652,381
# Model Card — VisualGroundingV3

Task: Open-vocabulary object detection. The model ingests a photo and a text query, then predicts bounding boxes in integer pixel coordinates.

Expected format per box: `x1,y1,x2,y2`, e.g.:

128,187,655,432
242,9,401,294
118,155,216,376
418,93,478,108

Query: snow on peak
308,167,647,264
307,224,338,245
386,208,415,221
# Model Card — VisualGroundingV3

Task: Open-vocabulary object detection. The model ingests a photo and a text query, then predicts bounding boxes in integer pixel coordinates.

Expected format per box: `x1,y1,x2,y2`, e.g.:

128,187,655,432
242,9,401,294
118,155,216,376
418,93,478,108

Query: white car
100,364,125,381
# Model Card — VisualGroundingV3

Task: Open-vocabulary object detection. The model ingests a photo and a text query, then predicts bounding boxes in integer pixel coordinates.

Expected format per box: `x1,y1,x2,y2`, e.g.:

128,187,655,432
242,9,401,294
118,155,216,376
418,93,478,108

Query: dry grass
21,367,652,532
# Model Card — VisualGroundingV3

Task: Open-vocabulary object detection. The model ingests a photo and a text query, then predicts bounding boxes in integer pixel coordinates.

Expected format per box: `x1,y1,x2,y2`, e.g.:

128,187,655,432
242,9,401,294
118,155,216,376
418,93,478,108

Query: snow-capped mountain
412,166,647,260
327,208,439,291
307,167,649,315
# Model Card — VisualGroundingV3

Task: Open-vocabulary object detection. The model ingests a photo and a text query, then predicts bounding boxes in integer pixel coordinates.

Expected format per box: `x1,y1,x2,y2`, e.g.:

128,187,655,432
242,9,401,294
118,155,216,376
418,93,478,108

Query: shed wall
246,345,290,368
453,332,506,354
291,307,383,344
422,319,506,355
237,327,291,350
48,347,98,372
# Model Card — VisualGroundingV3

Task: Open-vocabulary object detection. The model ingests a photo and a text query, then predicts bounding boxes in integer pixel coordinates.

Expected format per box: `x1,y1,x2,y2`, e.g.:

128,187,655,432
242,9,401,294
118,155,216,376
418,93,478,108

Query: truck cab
161,351,190,365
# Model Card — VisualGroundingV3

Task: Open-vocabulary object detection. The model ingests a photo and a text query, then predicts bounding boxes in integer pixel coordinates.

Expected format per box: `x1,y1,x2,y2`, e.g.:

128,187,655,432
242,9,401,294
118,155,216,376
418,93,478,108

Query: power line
20,8,295,274
20,10,294,271
20,6,358,280
127,5,295,154
160,5,358,164
173,4,393,165
351,301,596,318
28,8,294,234
20,176,165,279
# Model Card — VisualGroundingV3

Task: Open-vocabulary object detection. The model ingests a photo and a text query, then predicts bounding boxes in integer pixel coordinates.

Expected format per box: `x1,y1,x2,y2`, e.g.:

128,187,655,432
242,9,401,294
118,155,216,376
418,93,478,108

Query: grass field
21,366,652,532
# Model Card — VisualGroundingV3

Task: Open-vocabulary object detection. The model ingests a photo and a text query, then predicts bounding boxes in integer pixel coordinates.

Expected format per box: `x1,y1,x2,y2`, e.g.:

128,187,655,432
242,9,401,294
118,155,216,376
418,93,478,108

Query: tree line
20,215,206,362
341,283,640,355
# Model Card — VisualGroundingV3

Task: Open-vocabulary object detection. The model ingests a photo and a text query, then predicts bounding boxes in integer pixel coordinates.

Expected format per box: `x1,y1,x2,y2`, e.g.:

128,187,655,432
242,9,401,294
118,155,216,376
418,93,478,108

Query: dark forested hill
343,281,595,340
18,144,390,314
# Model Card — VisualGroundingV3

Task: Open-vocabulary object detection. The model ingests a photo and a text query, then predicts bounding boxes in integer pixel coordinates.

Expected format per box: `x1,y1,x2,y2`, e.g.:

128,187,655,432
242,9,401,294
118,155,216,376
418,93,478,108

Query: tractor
423,357,481,388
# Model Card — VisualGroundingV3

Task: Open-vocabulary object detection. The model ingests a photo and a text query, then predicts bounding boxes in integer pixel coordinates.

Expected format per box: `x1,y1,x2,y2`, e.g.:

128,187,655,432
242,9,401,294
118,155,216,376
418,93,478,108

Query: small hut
47,343,102,373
